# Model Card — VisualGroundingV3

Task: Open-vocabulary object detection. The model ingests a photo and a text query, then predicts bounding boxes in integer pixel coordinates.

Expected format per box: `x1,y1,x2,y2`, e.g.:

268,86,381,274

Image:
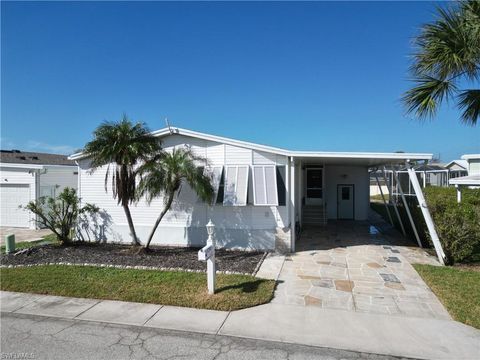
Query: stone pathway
265,221,450,320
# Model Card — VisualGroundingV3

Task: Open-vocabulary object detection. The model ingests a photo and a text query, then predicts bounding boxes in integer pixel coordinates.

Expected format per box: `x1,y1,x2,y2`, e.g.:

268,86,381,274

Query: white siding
225,145,251,165
39,166,78,196
77,135,289,250
469,159,480,175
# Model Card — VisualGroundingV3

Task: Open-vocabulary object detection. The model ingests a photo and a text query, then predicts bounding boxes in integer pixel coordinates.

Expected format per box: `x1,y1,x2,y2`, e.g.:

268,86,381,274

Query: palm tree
403,0,480,125
83,115,163,245
136,147,214,250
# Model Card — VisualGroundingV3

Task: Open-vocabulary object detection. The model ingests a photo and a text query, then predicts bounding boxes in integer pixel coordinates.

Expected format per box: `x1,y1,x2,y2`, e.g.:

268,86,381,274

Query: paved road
0,313,404,360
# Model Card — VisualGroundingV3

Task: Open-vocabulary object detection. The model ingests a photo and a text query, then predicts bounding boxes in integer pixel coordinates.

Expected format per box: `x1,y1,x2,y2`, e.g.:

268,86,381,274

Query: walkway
270,221,450,319
1,291,479,359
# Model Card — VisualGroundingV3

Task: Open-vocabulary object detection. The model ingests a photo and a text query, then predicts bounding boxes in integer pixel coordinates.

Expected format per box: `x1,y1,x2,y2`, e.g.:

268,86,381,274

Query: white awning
253,165,278,206
223,165,249,206
204,166,223,204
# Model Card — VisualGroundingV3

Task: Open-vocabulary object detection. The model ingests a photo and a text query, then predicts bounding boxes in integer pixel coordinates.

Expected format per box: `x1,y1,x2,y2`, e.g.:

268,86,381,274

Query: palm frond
457,89,480,125
402,75,457,119
136,147,214,205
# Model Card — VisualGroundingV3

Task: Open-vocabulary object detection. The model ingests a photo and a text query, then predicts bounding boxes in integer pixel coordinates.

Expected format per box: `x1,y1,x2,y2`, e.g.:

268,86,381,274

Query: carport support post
382,167,406,236
374,172,394,226
455,185,462,203
393,170,422,248
406,163,445,265
289,157,296,252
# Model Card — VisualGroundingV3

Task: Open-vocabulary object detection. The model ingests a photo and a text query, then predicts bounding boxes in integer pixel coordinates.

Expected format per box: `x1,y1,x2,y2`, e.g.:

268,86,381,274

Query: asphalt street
0,312,406,360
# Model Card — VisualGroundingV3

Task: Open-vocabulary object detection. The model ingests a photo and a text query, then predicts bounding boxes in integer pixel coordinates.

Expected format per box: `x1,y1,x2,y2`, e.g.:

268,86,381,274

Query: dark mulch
0,243,266,275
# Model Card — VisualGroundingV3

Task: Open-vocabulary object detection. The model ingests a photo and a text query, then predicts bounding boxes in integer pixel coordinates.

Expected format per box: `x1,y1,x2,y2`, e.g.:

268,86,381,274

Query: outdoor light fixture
206,219,215,237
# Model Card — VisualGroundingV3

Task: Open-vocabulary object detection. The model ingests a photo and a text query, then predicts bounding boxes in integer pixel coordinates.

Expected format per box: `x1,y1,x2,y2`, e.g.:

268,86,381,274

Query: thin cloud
24,141,76,155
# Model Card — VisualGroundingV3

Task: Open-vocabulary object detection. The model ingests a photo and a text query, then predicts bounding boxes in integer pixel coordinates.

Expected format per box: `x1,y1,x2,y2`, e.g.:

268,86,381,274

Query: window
342,187,350,200
276,166,286,206
204,166,223,204
253,165,278,206
223,166,249,206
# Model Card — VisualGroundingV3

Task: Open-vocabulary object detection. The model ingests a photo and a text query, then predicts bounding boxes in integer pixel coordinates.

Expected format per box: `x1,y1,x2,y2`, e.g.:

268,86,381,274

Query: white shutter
205,166,223,204
253,165,278,206
253,166,266,205
223,165,249,206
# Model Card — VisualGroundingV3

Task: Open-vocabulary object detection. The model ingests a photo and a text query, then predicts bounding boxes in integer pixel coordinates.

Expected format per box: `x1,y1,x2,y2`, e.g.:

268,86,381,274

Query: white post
393,170,422,248
456,185,462,203
206,220,216,294
383,167,406,236
374,172,394,226
406,164,445,265
290,157,296,252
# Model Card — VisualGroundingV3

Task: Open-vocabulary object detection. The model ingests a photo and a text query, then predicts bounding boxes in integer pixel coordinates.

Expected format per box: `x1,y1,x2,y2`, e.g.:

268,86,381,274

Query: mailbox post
198,220,216,294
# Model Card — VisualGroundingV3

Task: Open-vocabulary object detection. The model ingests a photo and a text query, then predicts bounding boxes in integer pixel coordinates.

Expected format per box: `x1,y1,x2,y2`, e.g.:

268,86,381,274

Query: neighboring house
444,159,468,178
69,127,432,251
0,150,78,228
449,154,480,198
462,154,480,176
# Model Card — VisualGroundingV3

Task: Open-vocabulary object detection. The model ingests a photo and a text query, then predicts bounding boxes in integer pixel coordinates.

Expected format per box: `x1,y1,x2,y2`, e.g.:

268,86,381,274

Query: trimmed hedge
423,187,480,264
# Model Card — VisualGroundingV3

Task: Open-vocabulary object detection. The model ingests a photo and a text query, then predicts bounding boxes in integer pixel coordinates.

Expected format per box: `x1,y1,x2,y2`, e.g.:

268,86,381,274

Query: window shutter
223,165,249,206
253,165,278,206
205,166,223,204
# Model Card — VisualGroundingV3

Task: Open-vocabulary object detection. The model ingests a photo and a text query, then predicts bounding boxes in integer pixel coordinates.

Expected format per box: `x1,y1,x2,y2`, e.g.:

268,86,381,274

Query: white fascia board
461,154,480,160
291,151,432,161
0,163,45,170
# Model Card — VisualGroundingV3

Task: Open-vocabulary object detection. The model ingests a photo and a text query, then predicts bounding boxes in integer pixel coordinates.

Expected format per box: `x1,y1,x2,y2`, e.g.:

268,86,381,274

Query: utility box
5,234,15,254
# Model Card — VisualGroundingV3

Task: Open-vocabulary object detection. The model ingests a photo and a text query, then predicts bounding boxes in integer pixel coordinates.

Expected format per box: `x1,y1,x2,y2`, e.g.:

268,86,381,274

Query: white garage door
0,184,31,227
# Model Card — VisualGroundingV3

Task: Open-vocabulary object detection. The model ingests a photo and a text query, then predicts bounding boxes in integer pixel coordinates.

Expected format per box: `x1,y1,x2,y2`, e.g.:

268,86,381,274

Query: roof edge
68,126,433,161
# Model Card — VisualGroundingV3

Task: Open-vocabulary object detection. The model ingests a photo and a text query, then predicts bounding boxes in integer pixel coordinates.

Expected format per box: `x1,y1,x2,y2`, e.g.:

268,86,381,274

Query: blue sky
1,1,479,161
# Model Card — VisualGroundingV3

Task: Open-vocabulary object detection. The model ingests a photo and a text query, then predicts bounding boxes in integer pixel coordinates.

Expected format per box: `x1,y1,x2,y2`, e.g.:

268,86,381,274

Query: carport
286,152,446,265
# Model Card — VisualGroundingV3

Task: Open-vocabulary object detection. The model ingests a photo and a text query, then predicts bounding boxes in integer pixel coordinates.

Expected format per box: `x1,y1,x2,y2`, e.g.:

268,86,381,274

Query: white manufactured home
70,127,434,253
0,150,78,228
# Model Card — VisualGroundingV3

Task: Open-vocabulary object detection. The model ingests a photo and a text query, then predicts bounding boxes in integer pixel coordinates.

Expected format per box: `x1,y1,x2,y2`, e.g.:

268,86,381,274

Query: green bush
423,187,480,264
24,187,98,245
371,187,480,264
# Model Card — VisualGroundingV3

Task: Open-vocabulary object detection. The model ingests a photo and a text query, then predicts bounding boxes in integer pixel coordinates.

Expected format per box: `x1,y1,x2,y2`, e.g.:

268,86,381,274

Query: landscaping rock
0,243,266,275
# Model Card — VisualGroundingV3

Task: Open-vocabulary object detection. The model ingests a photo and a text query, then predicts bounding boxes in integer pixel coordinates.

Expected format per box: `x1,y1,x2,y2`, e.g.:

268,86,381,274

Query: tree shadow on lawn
216,278,278,294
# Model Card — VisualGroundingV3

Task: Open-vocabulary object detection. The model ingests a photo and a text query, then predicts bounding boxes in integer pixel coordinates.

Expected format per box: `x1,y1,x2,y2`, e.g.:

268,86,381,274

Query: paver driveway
270,221,451,320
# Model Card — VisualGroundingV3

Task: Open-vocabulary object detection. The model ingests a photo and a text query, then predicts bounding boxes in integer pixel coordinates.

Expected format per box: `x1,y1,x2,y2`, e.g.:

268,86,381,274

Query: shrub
423,187,480,264
24,187,98,245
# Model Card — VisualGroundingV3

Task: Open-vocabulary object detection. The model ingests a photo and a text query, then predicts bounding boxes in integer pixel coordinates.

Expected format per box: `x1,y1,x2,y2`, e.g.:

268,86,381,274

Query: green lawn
1,233,59,254
0,265,276,311
413,264,480,329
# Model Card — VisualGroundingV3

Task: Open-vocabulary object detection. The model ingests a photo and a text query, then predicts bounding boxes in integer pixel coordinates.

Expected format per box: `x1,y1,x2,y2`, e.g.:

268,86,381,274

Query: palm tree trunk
123,204,141,246
145,192,175,250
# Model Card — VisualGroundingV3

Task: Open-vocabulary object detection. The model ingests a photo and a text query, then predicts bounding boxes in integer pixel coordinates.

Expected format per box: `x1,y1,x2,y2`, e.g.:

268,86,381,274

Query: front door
337,184,354,219
306,168,323,205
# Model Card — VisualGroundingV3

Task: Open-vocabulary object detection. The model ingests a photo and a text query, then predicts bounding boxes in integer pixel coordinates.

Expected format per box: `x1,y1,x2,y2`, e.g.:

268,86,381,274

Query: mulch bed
0,243,266,275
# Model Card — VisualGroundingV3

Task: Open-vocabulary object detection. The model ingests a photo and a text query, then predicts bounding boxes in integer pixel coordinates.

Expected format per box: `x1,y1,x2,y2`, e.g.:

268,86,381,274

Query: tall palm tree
403,0,480,125
83,115,163,245
136,147,214,250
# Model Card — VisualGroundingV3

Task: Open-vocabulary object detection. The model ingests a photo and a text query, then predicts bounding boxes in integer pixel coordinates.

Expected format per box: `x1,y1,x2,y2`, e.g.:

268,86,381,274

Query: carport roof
69,126,432,165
